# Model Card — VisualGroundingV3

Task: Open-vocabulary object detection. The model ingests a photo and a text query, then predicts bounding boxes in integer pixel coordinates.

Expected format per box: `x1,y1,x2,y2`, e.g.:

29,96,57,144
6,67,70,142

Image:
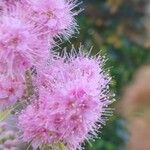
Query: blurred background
64,0,150,149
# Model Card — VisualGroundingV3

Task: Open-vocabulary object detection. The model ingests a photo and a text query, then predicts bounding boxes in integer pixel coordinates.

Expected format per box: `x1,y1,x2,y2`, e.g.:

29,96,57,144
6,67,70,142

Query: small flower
23,0,78,39
0,76,25,108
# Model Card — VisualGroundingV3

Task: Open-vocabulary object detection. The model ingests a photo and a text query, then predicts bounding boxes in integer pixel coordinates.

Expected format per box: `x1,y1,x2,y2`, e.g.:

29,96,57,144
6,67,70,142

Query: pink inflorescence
0,76,25,108
18,48,112,150
0,14,48,77
0,0,78,108
23,0,78,39
0,0,113,150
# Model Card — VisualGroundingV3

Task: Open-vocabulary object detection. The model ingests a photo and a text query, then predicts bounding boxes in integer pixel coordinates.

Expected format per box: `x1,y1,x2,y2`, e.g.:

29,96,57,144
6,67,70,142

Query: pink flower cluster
18,50,111,150
0,1,113,150
0,0,77,108
0,76,25,108
23,0,78,39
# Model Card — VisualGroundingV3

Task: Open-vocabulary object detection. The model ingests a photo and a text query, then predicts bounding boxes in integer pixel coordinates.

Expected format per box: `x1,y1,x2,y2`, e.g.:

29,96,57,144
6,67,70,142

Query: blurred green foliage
62,0,150,149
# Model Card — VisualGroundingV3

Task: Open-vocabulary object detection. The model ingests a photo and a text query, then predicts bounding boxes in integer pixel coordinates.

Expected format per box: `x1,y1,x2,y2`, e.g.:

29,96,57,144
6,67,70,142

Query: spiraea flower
23,0,78,39
0,10,49,78
0,1,113,150
0,0,78,109
0,76,25,108
18,48,112,150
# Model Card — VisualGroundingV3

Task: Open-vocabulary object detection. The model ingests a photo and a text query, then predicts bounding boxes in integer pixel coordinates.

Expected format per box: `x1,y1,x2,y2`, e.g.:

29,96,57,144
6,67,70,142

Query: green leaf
0,108,12,122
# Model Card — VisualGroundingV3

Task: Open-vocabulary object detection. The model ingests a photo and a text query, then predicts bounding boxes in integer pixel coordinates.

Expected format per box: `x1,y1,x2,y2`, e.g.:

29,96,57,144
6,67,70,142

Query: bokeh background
64,0,150,149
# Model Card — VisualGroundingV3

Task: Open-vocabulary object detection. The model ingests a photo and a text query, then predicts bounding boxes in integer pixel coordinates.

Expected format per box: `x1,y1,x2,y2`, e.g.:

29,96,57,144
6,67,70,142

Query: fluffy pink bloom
0,1,21,15
0,11,49,78
0,76,25,108
22,0,78,39
0,1,112,150
18,49,111,150
36,49,110,96
18,89,102,150
0,0,77,78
